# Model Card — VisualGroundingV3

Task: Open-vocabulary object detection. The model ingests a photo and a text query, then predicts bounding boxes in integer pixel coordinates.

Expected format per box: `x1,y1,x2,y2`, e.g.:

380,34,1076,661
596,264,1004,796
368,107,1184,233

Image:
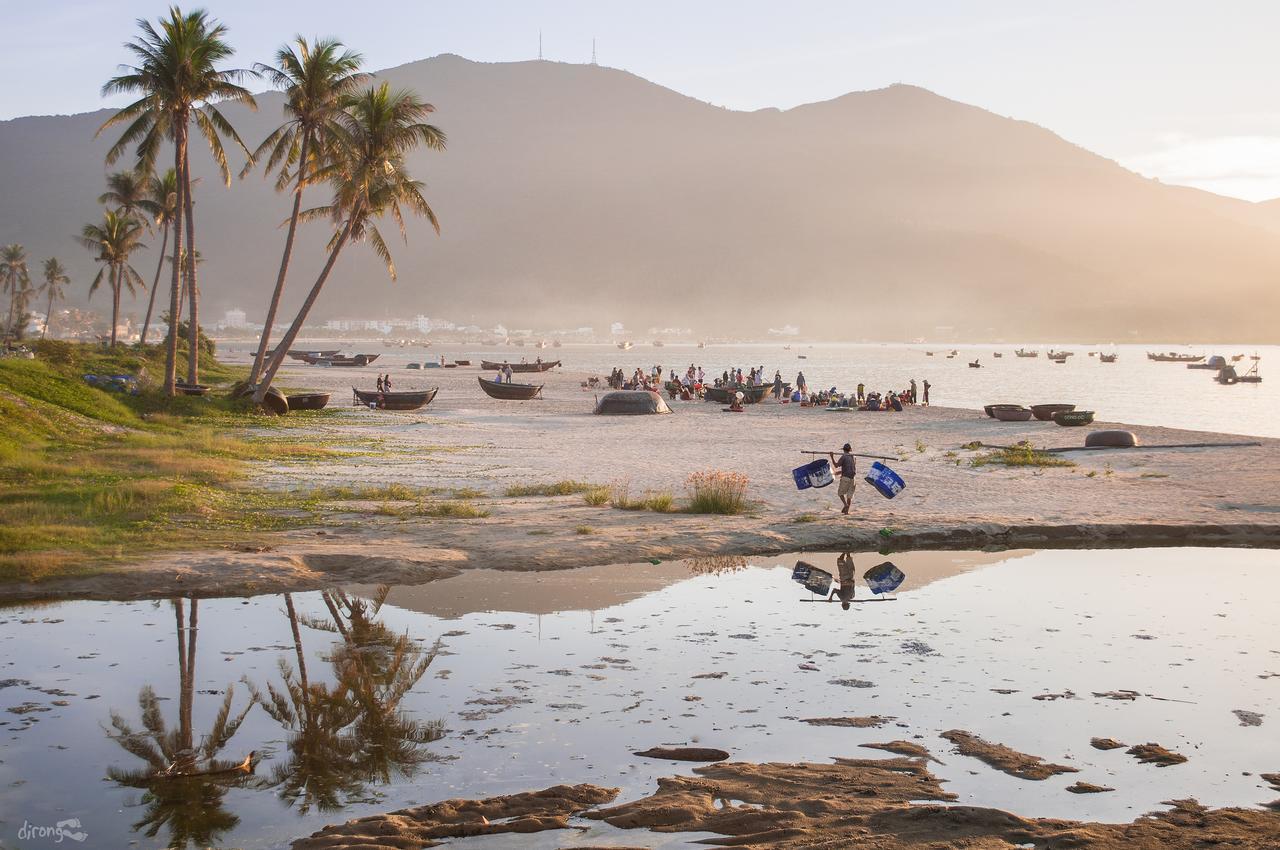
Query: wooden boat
993,407,1034,422
352,386,438,411
1053,410,1095,426
617,341,633,350
652,340,664,347
984,404,1025,418
1187,356,1227,371
454,360,472,366
302,353,380,367
286,392,330,411
479,359,560,373
406,362,421,369
1147,352,1204,362
1015,349,1038,358
478,376,543,400
1099,353,1118,363
1218,364,1262,384
285,348,339,361
1046,350,1074,359
968,360,982,368
1051,356,1068,364
174,383,210,396
993,352,1003,358
703,384,769,404
1030,403,1075,421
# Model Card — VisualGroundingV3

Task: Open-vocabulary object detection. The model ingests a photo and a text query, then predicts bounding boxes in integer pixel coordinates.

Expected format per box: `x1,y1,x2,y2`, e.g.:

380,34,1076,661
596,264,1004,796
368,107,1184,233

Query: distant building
224,308,247,328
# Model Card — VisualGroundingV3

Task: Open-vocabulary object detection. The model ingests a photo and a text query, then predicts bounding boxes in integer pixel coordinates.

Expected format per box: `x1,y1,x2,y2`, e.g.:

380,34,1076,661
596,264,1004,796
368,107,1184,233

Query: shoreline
5,363,1279,603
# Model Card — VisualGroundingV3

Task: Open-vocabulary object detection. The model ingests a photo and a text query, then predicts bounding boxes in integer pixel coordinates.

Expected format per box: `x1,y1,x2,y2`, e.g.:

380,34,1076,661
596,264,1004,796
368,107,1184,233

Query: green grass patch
969,442,1075,469
504,480,592,497
793,513,819,523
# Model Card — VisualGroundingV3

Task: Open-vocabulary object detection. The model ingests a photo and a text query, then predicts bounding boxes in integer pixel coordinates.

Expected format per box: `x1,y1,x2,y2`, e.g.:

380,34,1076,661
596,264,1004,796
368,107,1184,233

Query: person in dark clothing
922,379,931,406
829,443,857,515
827,551,856,610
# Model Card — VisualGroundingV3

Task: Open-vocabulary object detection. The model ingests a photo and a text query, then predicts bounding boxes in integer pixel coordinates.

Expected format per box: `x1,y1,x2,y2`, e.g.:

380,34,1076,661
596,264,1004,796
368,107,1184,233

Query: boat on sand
478,376,543,400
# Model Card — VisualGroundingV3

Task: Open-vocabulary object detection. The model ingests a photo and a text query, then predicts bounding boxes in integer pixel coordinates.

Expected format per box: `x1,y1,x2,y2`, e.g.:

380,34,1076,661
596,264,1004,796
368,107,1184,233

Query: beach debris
798,662,820,671
1067,781,1115,794
633,747,729,762
692,672,726,679
991,688,1019,694
828,678,875,689
860,740,942,763
1093,690,1141,701
941,730,1078,780
1260,773,1280,791
1233,709,1264,727
1090,737,1126,751
900,640,937,656
801,716,894,728
1126,742,1187,767
1032,690,1077,701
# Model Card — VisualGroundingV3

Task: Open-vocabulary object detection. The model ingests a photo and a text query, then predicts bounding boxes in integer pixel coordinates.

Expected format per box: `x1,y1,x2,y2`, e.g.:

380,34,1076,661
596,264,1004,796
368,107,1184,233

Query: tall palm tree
39,258,70,339
140,168,179,346
99,7,256,393
100,169,159,225
245,37,367,387
79,211,147,347
1,243,30,344
254,83,445,405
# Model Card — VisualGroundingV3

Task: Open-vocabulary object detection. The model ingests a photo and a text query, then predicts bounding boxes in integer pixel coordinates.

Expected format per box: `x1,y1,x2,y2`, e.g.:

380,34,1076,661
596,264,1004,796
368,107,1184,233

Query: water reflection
792,554,906,609
105,599,256,848
103,589,445,847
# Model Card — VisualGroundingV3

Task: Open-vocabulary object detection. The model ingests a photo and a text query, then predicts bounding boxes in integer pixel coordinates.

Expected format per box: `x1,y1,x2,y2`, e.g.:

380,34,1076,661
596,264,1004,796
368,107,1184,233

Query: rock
633,747,730,762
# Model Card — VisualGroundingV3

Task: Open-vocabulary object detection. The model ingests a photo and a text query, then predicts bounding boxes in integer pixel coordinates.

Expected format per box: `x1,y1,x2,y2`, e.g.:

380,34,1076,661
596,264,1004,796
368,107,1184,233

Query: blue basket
864,461,905,499
864,561,906,594
792,459,834,490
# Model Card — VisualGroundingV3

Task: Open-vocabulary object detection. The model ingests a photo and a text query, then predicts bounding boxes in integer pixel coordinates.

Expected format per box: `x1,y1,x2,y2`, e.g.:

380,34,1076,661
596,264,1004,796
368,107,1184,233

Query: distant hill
2,53,1278,341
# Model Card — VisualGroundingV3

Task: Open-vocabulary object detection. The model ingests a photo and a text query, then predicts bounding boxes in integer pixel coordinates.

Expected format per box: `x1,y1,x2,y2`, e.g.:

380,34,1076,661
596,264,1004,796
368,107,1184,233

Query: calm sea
221,341,1278,438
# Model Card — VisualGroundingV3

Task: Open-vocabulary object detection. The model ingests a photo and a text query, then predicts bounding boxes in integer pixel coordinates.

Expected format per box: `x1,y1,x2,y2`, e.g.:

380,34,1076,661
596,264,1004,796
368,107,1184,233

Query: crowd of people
605,363,932,409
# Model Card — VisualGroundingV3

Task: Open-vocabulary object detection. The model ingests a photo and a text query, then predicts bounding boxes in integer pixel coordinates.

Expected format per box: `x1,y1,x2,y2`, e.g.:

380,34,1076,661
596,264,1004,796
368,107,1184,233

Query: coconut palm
139,168,179,346
100,169,160,225
245,37,367,386
1,243,30,343
254,82,445,404
78,211,147,347
39,258,70,339
99,7,256,393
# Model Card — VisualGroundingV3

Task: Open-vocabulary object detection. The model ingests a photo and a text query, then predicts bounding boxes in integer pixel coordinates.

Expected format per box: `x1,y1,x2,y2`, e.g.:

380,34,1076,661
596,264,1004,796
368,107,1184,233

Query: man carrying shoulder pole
829,443,857,515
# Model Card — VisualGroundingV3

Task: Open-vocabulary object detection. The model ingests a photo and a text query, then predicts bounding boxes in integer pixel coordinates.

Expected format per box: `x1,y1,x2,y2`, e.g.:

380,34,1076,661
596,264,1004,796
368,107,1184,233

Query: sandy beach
6,361,1278,602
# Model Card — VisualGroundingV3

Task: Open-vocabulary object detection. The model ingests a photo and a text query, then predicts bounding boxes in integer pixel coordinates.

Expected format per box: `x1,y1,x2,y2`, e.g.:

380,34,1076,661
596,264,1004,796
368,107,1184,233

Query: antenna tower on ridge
538,29,543,60
591,37,597,65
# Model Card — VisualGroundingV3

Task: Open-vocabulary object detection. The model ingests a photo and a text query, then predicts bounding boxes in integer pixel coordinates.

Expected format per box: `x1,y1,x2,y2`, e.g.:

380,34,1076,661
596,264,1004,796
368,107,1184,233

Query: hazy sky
6,1,1280,200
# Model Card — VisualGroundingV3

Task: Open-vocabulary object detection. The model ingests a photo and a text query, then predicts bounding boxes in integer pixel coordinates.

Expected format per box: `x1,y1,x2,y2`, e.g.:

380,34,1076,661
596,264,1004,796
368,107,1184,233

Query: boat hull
478,376,543,400
352,386,439,411
286,392,331,411
480,359,560,373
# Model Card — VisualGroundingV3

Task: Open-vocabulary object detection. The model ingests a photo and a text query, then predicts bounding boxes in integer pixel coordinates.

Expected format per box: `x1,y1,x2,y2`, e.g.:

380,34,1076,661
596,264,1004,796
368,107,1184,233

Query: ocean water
221,341,1279,438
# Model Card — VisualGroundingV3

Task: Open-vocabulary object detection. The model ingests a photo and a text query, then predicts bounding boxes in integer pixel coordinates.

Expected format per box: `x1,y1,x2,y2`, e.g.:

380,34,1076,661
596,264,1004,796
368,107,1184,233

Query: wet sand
5,362,1279,601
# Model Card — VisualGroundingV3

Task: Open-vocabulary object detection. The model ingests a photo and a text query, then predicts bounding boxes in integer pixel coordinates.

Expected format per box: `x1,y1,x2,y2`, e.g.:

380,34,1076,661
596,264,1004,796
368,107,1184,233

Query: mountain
2,53,1278,341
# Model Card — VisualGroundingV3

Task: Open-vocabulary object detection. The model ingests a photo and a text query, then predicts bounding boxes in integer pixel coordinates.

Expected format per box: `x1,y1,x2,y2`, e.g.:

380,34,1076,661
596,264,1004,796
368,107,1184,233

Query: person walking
772,370,783,401
909,378,918,404
922,379,931,406
796,371,808,398
829,443,857,515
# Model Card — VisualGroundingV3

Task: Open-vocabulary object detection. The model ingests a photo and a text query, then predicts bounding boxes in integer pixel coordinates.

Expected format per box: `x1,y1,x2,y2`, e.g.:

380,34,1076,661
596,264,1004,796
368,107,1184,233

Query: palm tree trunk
42,287,54,340
283,594,313,727
4,273,14,344
140,222,169,346
164,127,187,396
250,135,312,386
182,151,200,386
253,208,360,404
110,264,121,348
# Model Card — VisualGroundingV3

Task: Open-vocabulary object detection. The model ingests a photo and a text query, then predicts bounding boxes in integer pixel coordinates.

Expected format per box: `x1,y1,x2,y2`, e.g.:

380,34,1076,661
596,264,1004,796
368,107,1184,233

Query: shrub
685,470,749,515
582,486,610,506
575,525,594,535
505,480,590,497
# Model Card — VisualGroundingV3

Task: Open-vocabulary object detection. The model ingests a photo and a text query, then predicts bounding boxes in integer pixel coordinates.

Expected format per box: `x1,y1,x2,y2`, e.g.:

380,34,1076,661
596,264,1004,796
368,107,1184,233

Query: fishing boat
286,392,331,411
697,341,706,349
478,376,543,400
1099,353,1118,363
352,386,438,411
1187,355,1227,371
1046,349,1074,359
1053,410,1095,426
285,348,340,361
968,360,982,368
1030,403,1075,421
454,359,472,366
993,406,1034,422
618,341,634,350
1015,349,1039,358
535,340,549,349
479,359,560,373
652,340,665,347
984,404,1025,418
1147,352,1204,362
406,362,421,369
1217,363,1262,384
301,353,380,367
925,351,934,356
703,384,769,404
993,352,1003,358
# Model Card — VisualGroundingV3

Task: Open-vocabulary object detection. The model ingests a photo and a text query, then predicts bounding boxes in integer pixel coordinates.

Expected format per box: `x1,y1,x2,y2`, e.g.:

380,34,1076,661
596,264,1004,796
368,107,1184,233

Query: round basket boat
1030,403,1076,421
1053,410,1094,427
984,403,1025,418
1085,429,1137,448
993,407,1034,422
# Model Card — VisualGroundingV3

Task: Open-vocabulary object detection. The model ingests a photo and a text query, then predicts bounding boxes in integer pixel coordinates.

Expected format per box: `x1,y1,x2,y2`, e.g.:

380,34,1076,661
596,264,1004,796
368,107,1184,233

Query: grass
1140,472,1170,479
793,513,820,524
582,486,611,506
685,470,750,515
969,442,1076,469
575,525,595,535
0,342,363,583
504,480,591,497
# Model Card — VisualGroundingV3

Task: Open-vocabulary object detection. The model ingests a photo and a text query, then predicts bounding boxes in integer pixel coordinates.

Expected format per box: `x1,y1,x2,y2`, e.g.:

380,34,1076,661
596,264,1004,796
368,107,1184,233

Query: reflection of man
828,552,856,610
829,443,857,515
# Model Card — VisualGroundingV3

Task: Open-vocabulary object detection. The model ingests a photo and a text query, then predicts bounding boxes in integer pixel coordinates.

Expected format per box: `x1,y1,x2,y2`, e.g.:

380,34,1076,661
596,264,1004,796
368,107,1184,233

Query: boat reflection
104,588,446,847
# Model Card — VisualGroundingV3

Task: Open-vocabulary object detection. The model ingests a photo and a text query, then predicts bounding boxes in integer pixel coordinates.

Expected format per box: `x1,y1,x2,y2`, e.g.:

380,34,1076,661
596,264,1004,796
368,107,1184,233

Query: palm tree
1,243,30,344
100,169,159,224
79,211,147,347
39,258,70,339
245,37,367,387
140,168,179,346
99,7,256,393
253,83,445,404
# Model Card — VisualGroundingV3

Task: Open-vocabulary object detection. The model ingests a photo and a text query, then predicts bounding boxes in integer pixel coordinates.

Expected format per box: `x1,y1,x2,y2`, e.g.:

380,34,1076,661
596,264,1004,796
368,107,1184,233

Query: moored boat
286,392,330,411
1015,349,1038,357
479,359,560,373
285,348,340,361
1147,351,1204,362
1099,353,1118,363
1030,403,1076,421
984,403,1025,418
703,384,770,404
352,386,439,411
478,376,543,400
993,406,1034,422
1053,410,1095,426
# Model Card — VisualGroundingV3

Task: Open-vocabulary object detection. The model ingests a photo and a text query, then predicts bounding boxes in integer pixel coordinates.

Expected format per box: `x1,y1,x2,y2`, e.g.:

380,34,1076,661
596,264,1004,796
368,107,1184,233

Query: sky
5,1,1280,201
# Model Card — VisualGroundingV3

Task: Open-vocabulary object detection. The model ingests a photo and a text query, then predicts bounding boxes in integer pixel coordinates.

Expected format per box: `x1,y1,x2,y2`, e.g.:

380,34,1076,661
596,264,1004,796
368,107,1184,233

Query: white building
224,308,247,328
